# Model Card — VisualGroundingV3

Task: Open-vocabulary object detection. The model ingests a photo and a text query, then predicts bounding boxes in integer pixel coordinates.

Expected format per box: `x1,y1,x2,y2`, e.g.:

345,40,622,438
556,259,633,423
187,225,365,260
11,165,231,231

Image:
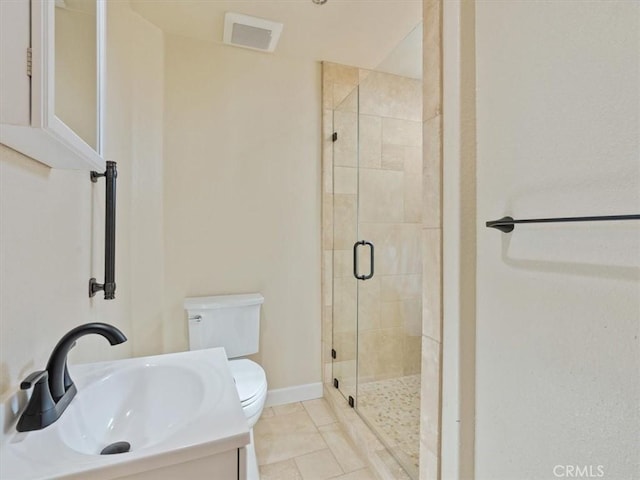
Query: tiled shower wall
322,64,423,388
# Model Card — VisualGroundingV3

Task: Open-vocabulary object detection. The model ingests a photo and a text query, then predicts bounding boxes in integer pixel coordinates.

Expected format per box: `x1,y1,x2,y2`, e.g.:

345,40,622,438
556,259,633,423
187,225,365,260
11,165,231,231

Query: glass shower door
330,67,423,479
354,70,423,478
331,85,359,403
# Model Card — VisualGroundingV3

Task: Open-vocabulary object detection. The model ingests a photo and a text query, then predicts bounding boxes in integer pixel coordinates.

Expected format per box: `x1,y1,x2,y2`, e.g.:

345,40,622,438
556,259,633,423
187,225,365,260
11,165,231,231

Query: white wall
162,34,322,390
0,1,164,433
474,2,639,479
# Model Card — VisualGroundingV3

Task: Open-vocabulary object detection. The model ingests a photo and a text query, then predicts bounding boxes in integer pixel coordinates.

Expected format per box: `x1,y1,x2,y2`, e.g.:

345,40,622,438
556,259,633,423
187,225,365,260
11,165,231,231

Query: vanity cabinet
117,448,248,480
0,0,106,170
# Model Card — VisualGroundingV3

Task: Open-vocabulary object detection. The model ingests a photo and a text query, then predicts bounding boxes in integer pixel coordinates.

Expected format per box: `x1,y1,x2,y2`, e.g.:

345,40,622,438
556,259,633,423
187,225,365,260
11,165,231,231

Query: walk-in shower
324,25,423,476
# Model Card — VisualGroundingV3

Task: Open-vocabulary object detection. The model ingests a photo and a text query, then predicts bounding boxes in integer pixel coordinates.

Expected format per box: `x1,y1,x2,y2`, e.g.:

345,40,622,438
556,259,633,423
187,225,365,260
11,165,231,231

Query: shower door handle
353,240,374,281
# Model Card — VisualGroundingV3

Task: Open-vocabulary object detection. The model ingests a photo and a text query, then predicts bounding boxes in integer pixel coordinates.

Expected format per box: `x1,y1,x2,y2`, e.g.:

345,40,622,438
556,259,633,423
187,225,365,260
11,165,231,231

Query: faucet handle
20,370,49,390
17,370,57,432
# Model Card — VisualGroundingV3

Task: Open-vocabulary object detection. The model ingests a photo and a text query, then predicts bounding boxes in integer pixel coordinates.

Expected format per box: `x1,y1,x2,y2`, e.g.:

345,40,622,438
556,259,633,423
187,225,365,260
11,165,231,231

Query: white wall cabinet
0,0,106,171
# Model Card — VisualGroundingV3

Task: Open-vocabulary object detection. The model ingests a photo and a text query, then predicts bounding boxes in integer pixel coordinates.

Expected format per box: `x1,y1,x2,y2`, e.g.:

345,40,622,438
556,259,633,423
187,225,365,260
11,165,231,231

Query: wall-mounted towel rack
486,214,640,233
89,161,117,299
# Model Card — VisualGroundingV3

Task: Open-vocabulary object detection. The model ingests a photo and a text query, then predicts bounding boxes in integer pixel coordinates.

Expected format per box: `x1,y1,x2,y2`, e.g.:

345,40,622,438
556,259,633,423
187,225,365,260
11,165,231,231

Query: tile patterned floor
357,375,420,476
254,399,377,479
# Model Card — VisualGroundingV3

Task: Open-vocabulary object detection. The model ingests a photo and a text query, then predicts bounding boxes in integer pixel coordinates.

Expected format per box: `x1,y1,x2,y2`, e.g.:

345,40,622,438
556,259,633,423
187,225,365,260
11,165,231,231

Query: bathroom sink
0,348,249,480
58,363,207,455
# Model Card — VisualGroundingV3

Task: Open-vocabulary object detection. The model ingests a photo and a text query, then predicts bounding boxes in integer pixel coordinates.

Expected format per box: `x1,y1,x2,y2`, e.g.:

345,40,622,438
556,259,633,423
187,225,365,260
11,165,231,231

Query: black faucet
17,323,127,432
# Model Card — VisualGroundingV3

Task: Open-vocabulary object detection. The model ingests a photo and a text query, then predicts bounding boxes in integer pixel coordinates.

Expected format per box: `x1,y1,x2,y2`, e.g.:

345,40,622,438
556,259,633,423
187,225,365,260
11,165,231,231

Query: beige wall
474,1,639,479
0,1,164,433
162,33,322,390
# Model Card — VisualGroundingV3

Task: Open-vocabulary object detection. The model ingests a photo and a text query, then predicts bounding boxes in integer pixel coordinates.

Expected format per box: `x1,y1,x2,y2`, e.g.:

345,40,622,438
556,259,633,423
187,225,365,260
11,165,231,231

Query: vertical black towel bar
89,161,117,299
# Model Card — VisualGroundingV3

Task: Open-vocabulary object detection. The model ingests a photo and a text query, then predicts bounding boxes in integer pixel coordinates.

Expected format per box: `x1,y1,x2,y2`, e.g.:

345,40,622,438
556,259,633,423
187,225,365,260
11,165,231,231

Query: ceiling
130,0,422,72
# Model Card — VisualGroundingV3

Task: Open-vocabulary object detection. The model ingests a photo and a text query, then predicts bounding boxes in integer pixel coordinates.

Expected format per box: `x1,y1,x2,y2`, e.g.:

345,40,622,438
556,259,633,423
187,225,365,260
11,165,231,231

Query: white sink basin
0,348,249,480
59,364,207,455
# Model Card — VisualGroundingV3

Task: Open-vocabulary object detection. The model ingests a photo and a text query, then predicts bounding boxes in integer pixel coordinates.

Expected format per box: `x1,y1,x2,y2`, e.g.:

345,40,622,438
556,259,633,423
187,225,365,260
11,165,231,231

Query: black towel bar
486,214,640,233
89,161,117,299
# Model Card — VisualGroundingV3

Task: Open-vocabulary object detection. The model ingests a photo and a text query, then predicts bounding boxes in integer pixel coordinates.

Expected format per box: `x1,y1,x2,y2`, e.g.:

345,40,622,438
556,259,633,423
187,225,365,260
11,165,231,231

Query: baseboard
265,382,323,407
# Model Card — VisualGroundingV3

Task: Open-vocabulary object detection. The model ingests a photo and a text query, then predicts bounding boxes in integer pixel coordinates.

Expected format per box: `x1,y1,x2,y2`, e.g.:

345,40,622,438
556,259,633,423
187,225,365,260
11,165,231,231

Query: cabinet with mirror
0,0,105,170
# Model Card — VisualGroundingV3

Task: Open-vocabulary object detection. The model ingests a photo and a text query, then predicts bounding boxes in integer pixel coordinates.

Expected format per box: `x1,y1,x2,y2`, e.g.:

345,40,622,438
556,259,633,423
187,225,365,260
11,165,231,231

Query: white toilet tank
184,293,264,358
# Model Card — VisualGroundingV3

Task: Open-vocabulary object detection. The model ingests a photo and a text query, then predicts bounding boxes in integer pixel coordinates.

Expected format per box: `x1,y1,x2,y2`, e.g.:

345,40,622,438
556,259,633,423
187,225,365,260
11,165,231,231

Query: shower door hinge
26,48,32,77
348,396,355,408
333,378,339,389
331,349,337,359
332,132,338,142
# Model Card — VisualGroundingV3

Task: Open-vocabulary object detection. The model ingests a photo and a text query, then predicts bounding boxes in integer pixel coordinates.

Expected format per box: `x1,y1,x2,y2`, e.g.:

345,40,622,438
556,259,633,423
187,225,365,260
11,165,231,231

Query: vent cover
223,12,283,53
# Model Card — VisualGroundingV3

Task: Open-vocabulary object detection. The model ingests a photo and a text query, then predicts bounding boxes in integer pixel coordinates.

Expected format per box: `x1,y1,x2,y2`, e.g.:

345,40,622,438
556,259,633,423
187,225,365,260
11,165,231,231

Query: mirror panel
54,0,98,150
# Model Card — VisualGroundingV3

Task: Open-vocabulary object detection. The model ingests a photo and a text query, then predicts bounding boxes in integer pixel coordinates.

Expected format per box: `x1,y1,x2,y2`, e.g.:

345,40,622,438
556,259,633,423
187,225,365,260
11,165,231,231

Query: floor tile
261,407,275,418
259,458,303,480
302,398,337,427
273,402,305,416
254,410,328,465
294,448,343,479
318,423,366,473
332,469,377,480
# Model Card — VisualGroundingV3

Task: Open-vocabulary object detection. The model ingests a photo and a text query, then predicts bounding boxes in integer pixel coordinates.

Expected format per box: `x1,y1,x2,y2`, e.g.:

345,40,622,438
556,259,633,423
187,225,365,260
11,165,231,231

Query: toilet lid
228,359,267,404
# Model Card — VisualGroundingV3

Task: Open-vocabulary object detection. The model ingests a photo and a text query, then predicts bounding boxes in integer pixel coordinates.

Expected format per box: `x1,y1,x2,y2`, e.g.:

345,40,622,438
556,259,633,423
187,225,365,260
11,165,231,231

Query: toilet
184,293,267,479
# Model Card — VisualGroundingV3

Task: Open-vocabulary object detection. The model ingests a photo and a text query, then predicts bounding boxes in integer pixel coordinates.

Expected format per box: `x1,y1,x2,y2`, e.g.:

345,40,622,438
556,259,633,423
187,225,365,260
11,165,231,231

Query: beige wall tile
334,166,358,195
423,115,442,228
380,300,403,329
403,297,423,337
333,330,356,361
358,169,404,223
333,359,357,396
405,145,423,174
333,111,358,167
382,118,422,147
322,194,333,251
322,81,333,110
359,71,422,122
422,228,442,342
322,306,332,352
382,144,405,170
357,276,381,331
380,274,422,301
358,328,404,380
423,0,442,121
358,68,372,85
403,334,422,375
420,336,441,463
359,223,422,275
333,194,357,249
359,115,382,168
332,276,357,333
323,250,332,300
335,85,358,113
323,62,359,87
404,171,422,223
334,83,358,111
333,249,352,278
419,448,438,480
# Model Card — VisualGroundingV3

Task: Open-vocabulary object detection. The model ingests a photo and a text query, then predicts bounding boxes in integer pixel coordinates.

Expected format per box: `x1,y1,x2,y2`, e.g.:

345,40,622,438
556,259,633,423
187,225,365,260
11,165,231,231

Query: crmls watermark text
553,465,605,478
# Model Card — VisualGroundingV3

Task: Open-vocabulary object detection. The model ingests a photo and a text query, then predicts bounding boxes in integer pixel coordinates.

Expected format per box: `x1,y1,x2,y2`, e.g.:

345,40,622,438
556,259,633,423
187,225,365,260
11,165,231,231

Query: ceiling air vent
223,13,283,53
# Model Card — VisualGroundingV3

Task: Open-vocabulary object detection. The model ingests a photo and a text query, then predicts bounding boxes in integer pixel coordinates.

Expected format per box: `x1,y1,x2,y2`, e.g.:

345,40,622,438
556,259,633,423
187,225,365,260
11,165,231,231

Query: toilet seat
228,359,267,405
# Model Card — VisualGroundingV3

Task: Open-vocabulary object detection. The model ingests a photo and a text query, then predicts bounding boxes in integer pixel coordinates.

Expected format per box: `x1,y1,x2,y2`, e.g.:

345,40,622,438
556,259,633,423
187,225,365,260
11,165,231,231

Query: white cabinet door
0,0,106,171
